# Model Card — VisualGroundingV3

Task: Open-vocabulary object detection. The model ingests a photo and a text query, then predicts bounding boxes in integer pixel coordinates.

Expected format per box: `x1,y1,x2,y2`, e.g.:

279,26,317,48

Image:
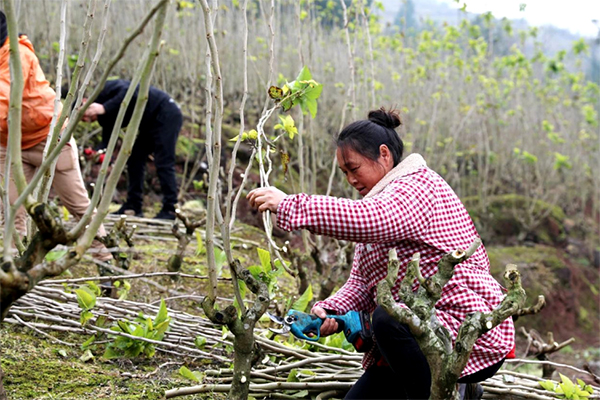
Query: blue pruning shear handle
268,309,345,341
268,309,372,351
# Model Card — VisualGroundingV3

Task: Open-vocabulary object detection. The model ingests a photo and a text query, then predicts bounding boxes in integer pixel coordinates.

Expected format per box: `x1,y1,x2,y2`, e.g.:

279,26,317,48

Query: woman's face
336,145,393,196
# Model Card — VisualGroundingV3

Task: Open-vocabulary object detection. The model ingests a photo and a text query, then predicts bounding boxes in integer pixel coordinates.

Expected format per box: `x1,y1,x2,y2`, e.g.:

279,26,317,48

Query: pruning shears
267,309,373,352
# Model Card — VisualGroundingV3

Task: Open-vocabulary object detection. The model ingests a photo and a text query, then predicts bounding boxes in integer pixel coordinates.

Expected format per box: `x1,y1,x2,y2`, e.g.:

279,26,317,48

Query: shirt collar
364,153,427,199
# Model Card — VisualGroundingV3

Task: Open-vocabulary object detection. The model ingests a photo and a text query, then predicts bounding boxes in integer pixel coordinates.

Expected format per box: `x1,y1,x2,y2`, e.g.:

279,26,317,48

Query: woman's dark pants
126,100,182,211
345,306,504,400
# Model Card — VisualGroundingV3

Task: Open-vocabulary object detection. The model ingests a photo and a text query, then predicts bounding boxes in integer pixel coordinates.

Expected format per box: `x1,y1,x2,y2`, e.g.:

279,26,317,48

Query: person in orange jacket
0,11,113,278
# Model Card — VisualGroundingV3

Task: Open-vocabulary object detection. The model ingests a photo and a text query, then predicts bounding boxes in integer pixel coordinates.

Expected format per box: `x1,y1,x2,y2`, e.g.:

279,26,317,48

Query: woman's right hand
246,186,287,213
312,305,339,337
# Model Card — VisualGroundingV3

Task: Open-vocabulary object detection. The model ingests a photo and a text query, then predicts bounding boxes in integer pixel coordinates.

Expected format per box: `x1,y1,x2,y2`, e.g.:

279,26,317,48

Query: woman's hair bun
367,107,402,130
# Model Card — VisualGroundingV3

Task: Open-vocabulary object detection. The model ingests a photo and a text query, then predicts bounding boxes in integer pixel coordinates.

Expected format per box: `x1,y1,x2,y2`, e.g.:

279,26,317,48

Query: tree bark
201,260,270,400
167,211,205,274
377,243,535,400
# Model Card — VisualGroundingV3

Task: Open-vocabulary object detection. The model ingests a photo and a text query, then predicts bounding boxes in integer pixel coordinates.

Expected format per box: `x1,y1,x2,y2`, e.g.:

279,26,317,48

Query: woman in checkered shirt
247,108,514,399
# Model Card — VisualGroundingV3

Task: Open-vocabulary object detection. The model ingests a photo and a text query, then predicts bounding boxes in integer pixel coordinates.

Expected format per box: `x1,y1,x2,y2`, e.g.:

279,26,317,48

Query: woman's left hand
246,186,287,213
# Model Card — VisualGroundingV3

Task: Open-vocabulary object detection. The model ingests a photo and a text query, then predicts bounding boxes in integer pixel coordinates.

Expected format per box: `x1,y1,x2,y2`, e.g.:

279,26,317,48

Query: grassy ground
1,325,180,400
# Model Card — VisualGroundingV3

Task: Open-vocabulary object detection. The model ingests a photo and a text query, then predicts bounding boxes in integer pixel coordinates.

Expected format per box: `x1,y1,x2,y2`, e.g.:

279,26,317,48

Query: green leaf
95,315,108,328
582,104,598,127
287,368,300,382
522,151,537,164
103,346,121,359
560,373,576,398
575,387,591,398
553,152,572,170
214,247,227,277
304,83,323,100
233,280,247,317
542,120,554,132
248,265,263,280
155,299,169,326
154,319,170,337
292,390,309,398
194,336,207,350
285,296,294,312
45,249,67,262
62,206,70,221
572,38,589,55
87,281,102,296
80,349,95,362
126,344,143,358
144,345,156,358
299,369,316,376
67,54,78,69
323,331,345,349
302,98,318,118
539,380,556,391
81,335,96,350
80,310,94,326
195,230,205,255
547,132,565,144
273,258,289,274
291,285,313,313
257,248,271,273
280,98,293,112
117,320,133,334
132,324,146,338
75,287,96,311
296,66,312,82
57,349,68,358
179,366,200,382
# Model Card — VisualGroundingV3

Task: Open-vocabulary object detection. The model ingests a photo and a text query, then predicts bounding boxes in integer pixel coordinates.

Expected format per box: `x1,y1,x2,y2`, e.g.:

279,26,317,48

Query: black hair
0,11,7,47
336,107,404,167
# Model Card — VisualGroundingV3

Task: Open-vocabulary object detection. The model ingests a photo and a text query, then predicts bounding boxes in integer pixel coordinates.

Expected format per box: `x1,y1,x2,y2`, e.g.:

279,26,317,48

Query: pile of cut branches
5,284,599,399
5,283,362,399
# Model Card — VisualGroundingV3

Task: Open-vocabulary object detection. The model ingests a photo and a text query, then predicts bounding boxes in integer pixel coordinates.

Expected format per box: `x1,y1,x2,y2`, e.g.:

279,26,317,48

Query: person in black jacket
83,79,182,220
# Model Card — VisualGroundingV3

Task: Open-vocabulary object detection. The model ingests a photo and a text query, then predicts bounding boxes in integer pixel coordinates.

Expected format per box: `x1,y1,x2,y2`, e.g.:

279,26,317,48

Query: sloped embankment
464,194,599,350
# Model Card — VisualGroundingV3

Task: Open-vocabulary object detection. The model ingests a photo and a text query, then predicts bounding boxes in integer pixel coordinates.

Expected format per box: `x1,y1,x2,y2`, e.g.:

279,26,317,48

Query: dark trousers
345,306,504,400
126,99,182,210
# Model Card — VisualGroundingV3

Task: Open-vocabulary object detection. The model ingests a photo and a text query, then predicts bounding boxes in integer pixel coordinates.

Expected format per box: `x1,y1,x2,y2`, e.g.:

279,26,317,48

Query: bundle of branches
4,282,362,399
483,367,600,400
4,283,599,399
71,214,259,249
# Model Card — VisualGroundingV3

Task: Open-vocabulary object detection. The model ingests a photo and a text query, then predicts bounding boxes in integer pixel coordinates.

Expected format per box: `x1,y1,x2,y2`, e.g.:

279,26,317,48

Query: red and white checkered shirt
276,154,515,377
